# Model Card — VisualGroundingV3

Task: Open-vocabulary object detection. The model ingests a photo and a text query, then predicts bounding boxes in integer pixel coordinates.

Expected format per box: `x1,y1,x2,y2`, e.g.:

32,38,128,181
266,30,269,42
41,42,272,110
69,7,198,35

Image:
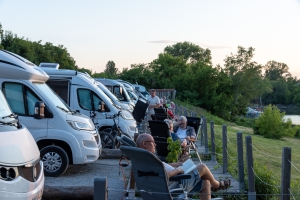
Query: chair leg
191,142,202,163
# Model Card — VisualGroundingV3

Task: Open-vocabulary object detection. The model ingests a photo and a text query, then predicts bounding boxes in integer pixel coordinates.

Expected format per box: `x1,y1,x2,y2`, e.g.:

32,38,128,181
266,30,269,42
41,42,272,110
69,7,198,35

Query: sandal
211,179,231,192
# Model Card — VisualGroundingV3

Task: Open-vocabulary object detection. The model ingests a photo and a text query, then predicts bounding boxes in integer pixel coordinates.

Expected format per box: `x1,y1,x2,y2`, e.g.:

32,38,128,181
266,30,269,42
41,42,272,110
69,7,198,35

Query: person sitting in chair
136,133,231,200
174,116,196,142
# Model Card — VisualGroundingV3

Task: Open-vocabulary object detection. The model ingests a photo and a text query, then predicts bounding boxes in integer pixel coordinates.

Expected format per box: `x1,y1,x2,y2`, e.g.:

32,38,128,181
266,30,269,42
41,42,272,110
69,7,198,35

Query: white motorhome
95,78,135,109
39,64,137,139
0,90,44,199
96,81,133,112
0,50,101,177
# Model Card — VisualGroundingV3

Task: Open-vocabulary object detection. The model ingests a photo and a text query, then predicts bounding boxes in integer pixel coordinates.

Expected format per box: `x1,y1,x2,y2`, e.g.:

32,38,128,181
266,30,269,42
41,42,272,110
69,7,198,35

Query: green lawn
211,123,300,197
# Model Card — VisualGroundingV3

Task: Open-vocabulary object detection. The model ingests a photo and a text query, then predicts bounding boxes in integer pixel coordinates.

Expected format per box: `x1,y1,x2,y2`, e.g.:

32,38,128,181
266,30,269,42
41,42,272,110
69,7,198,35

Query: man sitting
136,133,231,200
174,116,196,142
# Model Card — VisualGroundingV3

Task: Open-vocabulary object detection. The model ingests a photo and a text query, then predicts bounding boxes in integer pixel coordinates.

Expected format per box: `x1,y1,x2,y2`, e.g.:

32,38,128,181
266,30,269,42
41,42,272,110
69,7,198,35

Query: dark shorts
180,169,203,193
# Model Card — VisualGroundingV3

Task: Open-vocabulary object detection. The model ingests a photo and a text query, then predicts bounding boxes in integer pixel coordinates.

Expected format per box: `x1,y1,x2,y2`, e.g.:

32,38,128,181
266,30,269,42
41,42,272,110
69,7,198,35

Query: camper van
0,90,44,199
96,81,133,112
39,64,137,139
0,50,101,177
95,78,135,109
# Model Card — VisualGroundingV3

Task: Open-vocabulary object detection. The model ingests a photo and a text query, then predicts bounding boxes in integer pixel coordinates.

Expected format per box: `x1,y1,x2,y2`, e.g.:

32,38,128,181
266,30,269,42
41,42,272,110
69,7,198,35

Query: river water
283,115,300,125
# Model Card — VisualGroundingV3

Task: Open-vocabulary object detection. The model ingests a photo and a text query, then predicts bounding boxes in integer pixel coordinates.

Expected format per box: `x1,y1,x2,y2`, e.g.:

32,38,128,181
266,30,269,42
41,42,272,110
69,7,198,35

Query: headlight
0,166,18,181
121,110,134,120
67,120,93,131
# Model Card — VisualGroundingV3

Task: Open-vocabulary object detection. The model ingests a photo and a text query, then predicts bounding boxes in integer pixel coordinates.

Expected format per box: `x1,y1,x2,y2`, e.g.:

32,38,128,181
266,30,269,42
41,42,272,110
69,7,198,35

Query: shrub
254,104,296,139
166,137,182,163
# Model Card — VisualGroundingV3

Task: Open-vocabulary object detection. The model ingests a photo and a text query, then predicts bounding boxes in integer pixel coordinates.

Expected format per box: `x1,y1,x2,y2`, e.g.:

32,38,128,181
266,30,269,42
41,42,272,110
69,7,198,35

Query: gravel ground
43,158,131,200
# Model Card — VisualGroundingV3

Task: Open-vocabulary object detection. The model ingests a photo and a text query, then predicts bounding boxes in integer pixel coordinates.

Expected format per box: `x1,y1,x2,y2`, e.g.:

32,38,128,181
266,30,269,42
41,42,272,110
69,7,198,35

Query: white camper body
95,78,136,109
0,90,44,199
0,50,101,177
39,65,137,139
96,81,133,112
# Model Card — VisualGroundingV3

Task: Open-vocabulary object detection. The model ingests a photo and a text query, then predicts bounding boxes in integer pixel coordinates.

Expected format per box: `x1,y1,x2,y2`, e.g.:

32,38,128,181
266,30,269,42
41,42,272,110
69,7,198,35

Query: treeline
1,23,299,120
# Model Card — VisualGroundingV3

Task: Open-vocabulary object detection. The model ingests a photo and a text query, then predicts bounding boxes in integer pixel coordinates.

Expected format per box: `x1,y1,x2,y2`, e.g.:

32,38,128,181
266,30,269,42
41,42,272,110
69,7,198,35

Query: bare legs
197,164,220,200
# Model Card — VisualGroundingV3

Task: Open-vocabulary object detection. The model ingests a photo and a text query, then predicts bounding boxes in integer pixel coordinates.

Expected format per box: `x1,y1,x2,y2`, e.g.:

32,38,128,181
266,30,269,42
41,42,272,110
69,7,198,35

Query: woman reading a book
136,133,231,200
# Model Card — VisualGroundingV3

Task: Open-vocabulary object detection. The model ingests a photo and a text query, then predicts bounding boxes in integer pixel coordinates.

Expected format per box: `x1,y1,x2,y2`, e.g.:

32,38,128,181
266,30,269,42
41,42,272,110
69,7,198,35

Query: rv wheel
40,145,69,177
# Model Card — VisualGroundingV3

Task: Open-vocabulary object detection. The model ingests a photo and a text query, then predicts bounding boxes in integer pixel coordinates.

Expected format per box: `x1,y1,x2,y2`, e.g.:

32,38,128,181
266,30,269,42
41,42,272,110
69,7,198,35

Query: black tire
99,131,115,149
102,128,112,134
40,145,69,177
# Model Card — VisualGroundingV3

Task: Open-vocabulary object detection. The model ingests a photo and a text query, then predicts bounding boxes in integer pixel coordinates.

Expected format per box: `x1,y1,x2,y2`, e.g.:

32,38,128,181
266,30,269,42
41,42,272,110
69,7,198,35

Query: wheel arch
37,139,73,164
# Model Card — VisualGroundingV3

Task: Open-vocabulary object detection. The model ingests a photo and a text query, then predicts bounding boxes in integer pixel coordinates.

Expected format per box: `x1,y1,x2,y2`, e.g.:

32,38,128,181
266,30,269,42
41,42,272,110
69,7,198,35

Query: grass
209,123,300,197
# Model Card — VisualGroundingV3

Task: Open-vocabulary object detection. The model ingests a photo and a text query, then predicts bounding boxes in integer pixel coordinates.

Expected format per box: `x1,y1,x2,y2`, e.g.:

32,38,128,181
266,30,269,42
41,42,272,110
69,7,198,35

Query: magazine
178,159,197,174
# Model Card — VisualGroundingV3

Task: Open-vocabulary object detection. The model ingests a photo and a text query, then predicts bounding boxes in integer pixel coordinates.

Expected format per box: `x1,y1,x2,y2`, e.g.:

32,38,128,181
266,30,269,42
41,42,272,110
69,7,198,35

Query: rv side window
2,82,41,116
77,89,93,110
77,89,107,111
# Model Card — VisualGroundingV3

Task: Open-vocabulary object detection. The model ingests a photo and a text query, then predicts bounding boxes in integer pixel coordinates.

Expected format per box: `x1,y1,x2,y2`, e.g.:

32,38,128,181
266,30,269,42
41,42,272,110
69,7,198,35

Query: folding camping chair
153,107,169,121
120,146,193,200
185,117,203,163
148,120,171,161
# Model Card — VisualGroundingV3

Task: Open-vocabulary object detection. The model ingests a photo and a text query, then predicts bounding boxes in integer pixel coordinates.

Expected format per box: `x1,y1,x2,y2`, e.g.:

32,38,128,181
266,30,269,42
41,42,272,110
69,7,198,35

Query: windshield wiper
57,106,77,114
0,119,22,128
2,113,18,119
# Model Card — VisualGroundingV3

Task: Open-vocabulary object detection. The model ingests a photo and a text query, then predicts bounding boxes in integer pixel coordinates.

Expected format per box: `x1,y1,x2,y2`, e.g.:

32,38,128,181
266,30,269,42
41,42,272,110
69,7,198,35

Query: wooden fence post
281,147,291,200
203,118,208,154
94,177,107,200
237,132,245,194
245,136,256,200
210,121,216,162
222,125,228,173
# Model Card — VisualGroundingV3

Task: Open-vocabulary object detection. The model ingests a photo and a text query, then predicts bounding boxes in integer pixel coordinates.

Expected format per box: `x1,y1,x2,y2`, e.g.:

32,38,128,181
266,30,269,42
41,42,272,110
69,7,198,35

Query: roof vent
39,63,60,69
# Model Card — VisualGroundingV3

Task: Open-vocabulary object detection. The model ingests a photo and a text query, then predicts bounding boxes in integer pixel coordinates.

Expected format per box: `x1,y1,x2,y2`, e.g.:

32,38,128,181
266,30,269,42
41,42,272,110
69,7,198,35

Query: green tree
254,104,296,139
164,41,212,65
223,46,272,115
264,60,291,81
104,60,118,78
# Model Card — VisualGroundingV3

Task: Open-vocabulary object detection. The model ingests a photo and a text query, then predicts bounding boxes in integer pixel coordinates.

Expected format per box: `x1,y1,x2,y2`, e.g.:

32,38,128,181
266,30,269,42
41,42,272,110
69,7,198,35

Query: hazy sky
0,0,299,77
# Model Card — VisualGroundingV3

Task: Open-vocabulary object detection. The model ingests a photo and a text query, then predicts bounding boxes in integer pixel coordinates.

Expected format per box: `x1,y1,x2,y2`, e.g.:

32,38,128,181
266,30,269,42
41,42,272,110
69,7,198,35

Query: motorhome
96,81,133,112
39,64,137,139
133,84,150,99
95,78,135,109
0,50,101,177
0,90,44,199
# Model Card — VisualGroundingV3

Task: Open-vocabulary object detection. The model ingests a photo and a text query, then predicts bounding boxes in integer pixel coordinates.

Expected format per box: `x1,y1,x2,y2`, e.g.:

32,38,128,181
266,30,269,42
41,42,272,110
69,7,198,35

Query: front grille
18,159,42,182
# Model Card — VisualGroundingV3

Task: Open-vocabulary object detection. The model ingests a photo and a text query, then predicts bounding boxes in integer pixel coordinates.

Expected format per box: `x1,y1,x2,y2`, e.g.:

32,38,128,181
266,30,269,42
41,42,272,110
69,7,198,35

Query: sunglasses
144,141,156,144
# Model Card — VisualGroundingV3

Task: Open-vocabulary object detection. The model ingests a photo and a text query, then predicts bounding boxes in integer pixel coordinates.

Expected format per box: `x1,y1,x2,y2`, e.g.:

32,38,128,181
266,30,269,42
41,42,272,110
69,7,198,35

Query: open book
178,159,197,174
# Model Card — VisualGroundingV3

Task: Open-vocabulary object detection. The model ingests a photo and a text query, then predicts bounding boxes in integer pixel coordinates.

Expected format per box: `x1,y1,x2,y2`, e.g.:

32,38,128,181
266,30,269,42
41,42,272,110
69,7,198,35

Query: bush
254,104,296,139
245,162,279,200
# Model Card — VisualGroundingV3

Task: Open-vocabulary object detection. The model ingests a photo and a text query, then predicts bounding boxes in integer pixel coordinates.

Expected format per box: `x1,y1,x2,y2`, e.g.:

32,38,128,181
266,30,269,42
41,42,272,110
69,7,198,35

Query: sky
0,0,300,77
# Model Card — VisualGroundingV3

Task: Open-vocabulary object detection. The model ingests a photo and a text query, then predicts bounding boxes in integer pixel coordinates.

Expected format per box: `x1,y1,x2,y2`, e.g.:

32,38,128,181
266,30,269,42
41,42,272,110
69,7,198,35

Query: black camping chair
153,108,169,121
148,120,171,161
186,117,202,137
185,117,203,163
132,98,148,123
116,135,136,147
120,146,192,200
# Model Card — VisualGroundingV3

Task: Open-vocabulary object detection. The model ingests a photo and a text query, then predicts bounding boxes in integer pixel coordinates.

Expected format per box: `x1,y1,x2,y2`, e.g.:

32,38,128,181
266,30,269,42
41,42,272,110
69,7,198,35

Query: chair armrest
169,174,191,181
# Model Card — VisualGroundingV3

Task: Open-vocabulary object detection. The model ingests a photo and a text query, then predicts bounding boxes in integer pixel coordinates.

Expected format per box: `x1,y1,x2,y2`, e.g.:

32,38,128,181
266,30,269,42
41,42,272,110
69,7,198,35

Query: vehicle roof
0,50,49,82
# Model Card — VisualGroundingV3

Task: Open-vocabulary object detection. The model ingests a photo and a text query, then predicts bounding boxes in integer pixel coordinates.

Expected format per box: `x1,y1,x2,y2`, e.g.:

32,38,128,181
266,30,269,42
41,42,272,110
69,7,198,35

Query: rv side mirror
98,101,106,112
34,101,45,119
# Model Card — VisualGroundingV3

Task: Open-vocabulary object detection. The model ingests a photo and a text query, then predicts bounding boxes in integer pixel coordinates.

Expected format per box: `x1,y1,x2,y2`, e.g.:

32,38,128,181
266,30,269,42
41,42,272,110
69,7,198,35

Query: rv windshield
113,85,131,102
0,91,14,122
34,83,71,112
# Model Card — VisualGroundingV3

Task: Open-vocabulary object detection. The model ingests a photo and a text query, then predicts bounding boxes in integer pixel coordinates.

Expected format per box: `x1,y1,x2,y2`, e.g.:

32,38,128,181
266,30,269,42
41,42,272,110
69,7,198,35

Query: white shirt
147,95,160,114
176,128,187,140
162,162,175,172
